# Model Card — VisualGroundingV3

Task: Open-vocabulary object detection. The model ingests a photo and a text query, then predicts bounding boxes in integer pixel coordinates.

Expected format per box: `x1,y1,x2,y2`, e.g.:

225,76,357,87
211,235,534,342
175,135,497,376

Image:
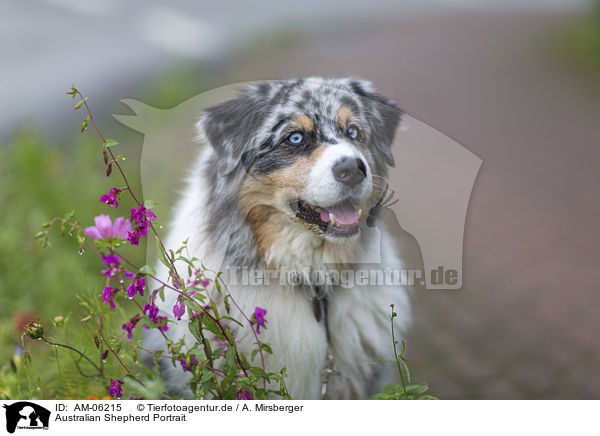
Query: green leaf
240,352,249,368
188,320,202,343
249,366,268,379
202,316,224,340
220,316,243,327
224,328,235,345
382,383,399,395
405,383,429,396
144,199,159,209
201,368,214,383
104,138,119,147
211,301,220,319
402,361,412,383
191,292,206,302
255,390,268,400
156,237,170,268
224,347,236,367
174,256,195,269
138,264,157,275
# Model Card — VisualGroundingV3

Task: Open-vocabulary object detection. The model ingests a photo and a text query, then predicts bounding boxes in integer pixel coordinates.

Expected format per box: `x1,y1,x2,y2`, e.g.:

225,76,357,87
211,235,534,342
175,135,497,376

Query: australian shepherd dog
144,77,411,399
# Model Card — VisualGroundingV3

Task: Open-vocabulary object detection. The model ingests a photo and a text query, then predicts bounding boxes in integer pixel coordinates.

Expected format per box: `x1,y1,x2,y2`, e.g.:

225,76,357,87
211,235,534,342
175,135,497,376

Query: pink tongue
320,204,359,226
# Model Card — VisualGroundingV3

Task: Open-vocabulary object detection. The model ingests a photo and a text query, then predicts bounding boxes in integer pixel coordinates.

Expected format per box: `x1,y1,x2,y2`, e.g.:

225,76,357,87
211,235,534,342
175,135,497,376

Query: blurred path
0,0,585,139
226,12,600,398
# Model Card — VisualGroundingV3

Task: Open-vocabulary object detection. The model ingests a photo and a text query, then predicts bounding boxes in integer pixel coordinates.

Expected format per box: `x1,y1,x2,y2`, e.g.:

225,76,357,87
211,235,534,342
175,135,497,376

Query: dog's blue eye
287,132,304,145
347,126,359,140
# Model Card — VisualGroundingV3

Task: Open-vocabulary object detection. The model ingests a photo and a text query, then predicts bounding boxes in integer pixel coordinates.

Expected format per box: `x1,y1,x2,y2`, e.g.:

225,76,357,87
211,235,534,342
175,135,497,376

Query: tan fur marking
292,114,314,132
337,106,353,129
238,146,326,263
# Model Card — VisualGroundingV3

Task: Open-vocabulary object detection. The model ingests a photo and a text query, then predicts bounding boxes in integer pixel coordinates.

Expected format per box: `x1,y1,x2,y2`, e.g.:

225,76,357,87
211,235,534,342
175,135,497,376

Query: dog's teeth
358,209,362,218
329,213,336,225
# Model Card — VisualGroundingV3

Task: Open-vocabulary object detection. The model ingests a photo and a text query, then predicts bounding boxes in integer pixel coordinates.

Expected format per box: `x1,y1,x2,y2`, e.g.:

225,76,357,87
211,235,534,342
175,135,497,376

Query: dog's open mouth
290,199,362,238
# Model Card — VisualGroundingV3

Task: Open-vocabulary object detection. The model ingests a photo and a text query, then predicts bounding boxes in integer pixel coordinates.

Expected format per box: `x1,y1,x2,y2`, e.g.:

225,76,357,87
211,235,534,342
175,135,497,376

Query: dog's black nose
332,157,367,186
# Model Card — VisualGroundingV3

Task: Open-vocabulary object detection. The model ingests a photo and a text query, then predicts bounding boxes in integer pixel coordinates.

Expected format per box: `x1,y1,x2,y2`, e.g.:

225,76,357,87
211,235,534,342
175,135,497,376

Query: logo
2,402,50,433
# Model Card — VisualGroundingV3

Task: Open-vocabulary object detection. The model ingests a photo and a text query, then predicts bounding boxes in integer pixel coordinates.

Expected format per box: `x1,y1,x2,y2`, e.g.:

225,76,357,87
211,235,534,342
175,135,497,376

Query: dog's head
198,78,401,258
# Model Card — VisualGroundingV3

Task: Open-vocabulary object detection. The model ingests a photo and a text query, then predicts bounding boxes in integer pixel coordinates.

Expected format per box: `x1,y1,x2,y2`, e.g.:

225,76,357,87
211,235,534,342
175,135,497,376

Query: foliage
14,86,290,400
0,129,142,399
369,305,437,400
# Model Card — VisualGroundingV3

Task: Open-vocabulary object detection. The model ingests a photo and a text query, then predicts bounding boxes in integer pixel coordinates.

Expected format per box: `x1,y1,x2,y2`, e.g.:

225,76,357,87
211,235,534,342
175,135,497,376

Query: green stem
390,305,408,397
41,337,103,376
97,331,144,386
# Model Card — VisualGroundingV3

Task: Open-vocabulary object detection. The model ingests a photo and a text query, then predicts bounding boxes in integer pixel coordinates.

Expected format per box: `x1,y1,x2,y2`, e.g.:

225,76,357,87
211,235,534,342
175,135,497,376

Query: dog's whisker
371,181,389,189
371,174,390,182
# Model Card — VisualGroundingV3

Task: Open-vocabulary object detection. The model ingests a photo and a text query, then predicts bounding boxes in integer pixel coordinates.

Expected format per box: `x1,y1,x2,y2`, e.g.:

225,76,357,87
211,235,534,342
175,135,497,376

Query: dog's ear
350,80,401,167
197,93,265,175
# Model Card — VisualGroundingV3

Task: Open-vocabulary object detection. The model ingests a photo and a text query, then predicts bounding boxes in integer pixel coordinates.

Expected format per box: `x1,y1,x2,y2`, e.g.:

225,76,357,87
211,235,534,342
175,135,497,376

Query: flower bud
23,321,44,340
53,315,65,326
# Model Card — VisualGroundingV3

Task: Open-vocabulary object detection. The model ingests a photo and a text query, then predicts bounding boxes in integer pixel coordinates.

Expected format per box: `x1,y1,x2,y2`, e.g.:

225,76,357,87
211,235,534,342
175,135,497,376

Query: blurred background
1,0,599,399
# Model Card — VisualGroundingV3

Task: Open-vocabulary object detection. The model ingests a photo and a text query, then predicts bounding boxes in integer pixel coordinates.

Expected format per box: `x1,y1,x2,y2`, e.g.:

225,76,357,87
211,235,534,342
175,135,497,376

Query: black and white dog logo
2,402,50,433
